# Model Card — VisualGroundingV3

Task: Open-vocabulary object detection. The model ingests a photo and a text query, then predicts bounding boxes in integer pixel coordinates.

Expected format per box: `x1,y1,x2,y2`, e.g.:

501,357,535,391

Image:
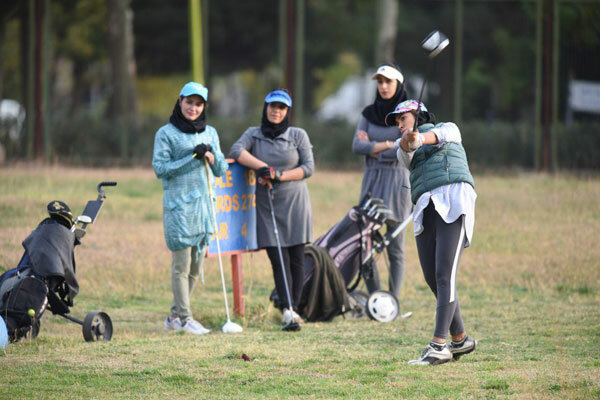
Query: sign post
207,160,257,315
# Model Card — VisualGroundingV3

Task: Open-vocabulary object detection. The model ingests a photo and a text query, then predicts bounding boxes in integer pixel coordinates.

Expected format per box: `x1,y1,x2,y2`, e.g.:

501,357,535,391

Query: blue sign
207,161,258,255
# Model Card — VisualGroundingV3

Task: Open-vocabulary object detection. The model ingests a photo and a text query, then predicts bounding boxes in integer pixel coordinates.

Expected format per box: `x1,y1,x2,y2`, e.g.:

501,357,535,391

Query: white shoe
408,343,452,366
181,318,210,335
164,316,183,331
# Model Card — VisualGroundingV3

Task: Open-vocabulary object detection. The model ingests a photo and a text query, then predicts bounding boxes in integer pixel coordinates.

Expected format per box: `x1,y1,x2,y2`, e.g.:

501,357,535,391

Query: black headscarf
169,99,207,134
362,64,408,127
260,102,290,139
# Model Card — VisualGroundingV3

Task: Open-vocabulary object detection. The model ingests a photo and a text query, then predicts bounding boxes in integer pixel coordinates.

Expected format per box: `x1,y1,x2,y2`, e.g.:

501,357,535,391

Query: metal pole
33,0,43,159
42,0,51,159
26,0,35,158
534,0,543,170
286,0,295,116
541,0,553,171
189,0,204,84
294,0,305,125
279,0,286,86
551,0,559,170
453,0,463,124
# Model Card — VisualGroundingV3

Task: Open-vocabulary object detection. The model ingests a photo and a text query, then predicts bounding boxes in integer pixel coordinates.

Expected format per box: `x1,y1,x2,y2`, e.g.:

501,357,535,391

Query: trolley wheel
366,290,399,323
82,311,113,342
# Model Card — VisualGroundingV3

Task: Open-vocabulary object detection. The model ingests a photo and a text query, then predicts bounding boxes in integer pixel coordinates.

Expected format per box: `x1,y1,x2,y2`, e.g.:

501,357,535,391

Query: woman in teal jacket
153,82,228,335
387,99,477,365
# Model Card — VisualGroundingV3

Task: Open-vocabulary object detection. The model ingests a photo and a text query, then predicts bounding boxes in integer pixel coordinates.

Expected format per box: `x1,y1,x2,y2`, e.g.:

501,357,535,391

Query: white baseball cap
371,65,404,83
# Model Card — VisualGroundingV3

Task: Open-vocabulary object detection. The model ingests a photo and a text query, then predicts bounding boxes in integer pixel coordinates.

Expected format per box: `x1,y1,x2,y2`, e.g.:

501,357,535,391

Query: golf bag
0,181,116,343
272,195,400,322
0,218,79,342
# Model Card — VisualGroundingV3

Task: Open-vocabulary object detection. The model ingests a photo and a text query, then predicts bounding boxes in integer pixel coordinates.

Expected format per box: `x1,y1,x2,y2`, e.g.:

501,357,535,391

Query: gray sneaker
448,335,477,360
408,343,452,366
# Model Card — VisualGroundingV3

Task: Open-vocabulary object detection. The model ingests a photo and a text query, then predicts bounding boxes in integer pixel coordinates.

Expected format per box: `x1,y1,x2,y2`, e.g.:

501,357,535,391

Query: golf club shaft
267,187,295,311
412,62,431,133
204,159,232,322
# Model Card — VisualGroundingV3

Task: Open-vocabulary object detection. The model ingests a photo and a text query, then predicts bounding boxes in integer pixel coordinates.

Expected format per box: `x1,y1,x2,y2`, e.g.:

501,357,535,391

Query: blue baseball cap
179,82,208,101
264,90,292,107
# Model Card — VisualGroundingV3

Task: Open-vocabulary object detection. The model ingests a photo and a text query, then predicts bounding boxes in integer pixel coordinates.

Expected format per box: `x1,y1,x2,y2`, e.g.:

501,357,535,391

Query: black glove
193,143,212,159
257,166,283,182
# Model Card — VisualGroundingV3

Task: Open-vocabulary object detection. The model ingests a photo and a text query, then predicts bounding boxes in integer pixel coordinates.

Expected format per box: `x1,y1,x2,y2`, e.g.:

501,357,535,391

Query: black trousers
415,201,466,339
265,244,305,310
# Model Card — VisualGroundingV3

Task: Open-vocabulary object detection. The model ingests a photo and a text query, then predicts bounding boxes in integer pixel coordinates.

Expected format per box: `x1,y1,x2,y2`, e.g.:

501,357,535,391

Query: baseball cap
384,99,428,126
371,65,404,83
264,90,292,107
179,82,208,101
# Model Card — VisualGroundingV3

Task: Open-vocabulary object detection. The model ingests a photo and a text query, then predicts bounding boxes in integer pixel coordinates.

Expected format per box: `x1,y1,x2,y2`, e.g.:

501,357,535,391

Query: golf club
204,159,243,334
267,186,300,332
410,30,450,149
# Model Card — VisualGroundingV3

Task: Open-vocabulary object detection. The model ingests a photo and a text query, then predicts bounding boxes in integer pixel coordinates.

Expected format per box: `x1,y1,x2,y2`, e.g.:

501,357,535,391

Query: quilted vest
409,124,474,204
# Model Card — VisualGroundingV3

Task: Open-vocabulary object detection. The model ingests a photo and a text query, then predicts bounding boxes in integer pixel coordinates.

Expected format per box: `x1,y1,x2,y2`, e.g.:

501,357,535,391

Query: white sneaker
408,343,452,366
164,316,183,331
181,318,210,335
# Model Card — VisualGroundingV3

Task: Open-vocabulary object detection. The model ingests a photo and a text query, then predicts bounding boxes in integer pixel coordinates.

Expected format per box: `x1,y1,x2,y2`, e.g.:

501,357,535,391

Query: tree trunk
107,0,136,118
375,0,398,64
107,0,136,158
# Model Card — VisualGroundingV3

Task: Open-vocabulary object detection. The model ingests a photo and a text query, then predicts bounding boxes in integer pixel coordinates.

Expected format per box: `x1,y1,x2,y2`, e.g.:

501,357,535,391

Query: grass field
0,165,599,399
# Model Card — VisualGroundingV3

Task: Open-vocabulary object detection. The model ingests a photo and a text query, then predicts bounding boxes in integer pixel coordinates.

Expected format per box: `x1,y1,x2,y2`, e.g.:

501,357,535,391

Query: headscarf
362,63,408,126
169,99,207,134
260,89,292,138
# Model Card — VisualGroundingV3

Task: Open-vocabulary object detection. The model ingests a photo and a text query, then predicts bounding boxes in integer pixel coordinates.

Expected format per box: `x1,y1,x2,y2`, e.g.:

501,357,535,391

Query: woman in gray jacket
229,89,314,330
352,63,411,299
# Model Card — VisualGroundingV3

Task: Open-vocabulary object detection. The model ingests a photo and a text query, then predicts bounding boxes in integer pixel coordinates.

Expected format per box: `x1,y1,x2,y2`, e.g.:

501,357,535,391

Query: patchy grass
0,165,599,399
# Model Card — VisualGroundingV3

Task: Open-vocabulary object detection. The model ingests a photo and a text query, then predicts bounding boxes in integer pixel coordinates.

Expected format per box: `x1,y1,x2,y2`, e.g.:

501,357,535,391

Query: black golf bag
0,181,116,343
0,218,79,342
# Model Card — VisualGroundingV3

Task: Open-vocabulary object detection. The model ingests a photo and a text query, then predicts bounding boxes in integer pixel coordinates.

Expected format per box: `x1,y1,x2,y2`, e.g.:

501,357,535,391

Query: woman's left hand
204,151,214,165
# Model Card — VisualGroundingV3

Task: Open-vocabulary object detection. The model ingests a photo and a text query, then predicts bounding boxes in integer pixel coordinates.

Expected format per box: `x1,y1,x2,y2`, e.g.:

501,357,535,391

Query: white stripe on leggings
449,218,465,303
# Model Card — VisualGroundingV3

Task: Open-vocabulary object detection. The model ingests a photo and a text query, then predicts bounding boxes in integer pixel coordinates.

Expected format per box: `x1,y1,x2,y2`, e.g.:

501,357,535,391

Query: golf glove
193,143,212,159
257,166,283,182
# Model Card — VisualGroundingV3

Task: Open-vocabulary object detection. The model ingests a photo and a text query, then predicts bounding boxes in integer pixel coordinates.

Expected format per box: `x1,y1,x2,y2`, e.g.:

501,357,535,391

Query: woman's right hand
204,151,214,165
401,130,420,151
357,130,370,142
257,177,272,189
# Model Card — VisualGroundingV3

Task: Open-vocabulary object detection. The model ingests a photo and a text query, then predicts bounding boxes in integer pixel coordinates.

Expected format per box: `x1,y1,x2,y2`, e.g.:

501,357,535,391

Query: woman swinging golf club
229,89,314,331
387,99,477,365
153,82,229,335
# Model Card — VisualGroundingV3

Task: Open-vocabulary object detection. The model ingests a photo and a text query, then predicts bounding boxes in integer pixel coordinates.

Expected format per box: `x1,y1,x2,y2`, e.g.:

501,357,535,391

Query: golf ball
28,309,35,317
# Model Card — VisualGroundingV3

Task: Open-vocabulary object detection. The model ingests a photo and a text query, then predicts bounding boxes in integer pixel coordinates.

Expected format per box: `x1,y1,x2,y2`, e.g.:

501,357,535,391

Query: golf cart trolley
0,181,117,343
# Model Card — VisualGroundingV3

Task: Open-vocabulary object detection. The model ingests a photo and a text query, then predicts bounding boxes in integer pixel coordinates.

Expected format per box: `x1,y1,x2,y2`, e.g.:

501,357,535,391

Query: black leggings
415,201,466,339
265,244,305,310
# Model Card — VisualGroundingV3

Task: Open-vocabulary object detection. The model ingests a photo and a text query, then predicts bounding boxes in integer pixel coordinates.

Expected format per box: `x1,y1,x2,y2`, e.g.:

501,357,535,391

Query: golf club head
222,320,243,333
422,30,450,58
